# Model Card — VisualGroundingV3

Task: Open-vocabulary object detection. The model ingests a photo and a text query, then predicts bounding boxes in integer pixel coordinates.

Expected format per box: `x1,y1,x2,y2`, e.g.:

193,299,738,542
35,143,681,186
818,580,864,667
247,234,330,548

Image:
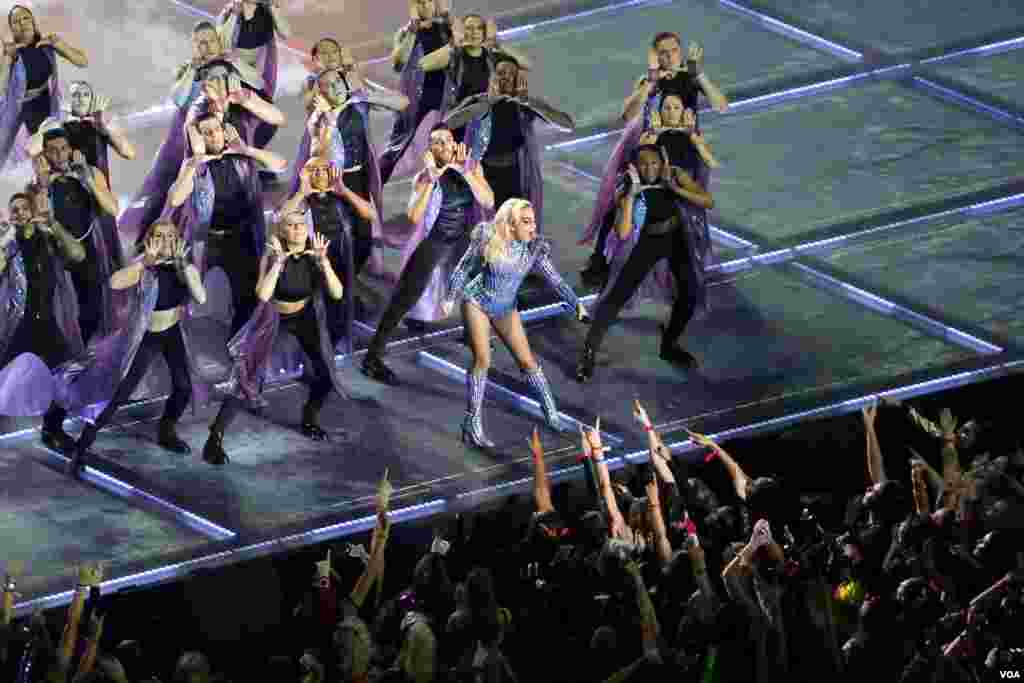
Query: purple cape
0,46,60,170
302,196,355,355
0,230,84,416
54,265,209,420
400,169,486,322
223,289,349,405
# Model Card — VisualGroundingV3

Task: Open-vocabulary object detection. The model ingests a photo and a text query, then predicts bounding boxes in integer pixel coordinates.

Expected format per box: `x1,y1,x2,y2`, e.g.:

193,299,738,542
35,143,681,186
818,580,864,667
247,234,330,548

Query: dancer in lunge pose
441,198,587,448
445,55,575,229
168,112,287,334
361,124,494,386
279,157,372,349
66,222,208,476
218,0,290,148
202,214,347,465
0,193,84,451
580,31,727,288
120,21,285,246
378,0,453,182
42,129,123,344
575,145,714,383
0,5,88,169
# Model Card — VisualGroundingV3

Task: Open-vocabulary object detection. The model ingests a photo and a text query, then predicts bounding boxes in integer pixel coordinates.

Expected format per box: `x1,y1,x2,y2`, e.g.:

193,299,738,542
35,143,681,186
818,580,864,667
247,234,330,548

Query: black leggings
213,304,334,433
585,229,699,352
344,168,374,276
79,325,192,449
368,234,463,356
206,233,260,335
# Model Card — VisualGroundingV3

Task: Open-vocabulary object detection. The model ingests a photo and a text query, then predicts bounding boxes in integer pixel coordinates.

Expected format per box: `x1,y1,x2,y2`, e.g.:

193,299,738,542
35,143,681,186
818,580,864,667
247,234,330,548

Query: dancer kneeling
441,199,587,448
203,213,346,465
576,145,714,383
68,222,207,475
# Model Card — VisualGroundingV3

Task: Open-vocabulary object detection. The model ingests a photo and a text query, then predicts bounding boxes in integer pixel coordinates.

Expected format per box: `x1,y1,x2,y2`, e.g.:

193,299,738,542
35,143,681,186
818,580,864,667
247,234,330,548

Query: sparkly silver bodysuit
445,223,580,319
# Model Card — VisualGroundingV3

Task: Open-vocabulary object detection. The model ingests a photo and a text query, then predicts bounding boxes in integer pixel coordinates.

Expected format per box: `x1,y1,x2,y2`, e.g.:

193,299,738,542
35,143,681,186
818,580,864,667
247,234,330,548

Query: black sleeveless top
17,228,57,320
63,120,104,170
306,193,348,237
484,100,525,159
209,158,255,233
456,52,490,104
641,187,678,226
432,170,474,242
336,105,368,169
418,23,448,110
274,254,317,302
19,44,52,90
657,71,704,112
154,264,190,311
657,129,701,178
236,4,274,49
50,176,96,238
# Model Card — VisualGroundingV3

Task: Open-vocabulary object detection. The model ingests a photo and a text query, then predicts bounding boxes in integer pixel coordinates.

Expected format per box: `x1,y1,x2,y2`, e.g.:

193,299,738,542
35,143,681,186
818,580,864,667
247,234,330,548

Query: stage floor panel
0,447,209,600
746,0,1024,58
930,48,1024,113
558,80,1024,245
427,264,977,437
813,204,1024,352
491,0,846,128
31,351,573,538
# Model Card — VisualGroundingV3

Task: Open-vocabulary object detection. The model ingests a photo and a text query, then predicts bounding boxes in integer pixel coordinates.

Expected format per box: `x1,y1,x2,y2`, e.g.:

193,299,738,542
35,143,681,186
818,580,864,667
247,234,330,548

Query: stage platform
3,0,1023,616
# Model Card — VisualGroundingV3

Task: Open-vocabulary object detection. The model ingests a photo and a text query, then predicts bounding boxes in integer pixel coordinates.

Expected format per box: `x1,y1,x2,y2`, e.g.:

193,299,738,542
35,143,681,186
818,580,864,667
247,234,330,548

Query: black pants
20,91,52,136
368,233,464,356
589,210,616,266
344,168,374,276
585,229,698,353
79,325,192,449
482,158,524,215
323,226,354,348
206,232,260,335
213,304,334,433
4,315,73,436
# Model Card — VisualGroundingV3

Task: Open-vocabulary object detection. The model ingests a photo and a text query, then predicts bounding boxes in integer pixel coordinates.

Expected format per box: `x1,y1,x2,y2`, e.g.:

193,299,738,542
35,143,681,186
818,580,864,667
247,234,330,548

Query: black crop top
154,264,190,311
274,254,317,302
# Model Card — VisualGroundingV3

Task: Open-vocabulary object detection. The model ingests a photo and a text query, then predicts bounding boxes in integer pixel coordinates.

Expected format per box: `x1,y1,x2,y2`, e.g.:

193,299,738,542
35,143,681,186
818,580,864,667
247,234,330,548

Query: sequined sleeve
531,238,580,312
444,223,488,307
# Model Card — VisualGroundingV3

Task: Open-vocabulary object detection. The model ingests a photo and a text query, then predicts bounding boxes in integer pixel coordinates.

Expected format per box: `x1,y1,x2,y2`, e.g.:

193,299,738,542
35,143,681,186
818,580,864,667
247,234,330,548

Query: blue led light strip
921,35,1024,65
717,0,862,61
912,77,1024,129
416,351,623,444
643,359,1024,460
12,498,446,618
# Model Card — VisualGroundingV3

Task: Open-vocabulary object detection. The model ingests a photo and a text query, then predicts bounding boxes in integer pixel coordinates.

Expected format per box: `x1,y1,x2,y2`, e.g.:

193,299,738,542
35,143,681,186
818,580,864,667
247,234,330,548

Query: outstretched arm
529,428,555,514
688,429,751,500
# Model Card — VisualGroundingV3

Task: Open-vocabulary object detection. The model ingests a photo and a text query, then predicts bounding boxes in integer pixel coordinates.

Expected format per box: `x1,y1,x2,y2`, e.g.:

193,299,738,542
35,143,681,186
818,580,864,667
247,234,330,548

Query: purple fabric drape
579,115,644,245
55,266,209,420
398,171,486,323
224,290,348,405
304,198,354,355
0,46,61,170
0,232,84,416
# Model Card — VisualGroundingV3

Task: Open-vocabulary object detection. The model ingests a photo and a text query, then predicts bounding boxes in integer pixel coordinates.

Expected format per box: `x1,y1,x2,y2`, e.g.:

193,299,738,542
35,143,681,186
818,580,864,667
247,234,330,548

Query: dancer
168,112,285,334
638,100,718,176
441,198,587,448
42,129,123,344
66,222,208,475
445,55,575,229
202,214,347,465
0,193,84,451
295,65,409,283
279,157,374,348
361,125,494,386
301,38,353,113
119,21,284,247
218,0,290,148
575,145,714,383
580,32,727,288
378,0,453,183
0,5,88,169
30,81,137,168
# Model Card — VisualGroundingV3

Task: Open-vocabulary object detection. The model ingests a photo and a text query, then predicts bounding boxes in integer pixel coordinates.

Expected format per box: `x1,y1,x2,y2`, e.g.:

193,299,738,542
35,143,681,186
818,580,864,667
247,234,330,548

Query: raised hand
939,408,958,439
487,72,502,98
750,518,772,549
684,427,718,451
423,150,442,181
227,73,248,105
682,108,697,133
647,46,659,72
266,234,285,258
659,146,672,183
686,42,703,76
377,467,393,513
77,561,104,588
576,302,591,323
224,123,246,155
91,93,112,116
204,79,229,111
484,17,499,48
515,70,529,98
2,41,17,60
633,399,652,429
328,164,345,193
440,299,454,317
311,232,330,265
582,416,607,457
450,17,464,48
454,142,469,167
626,163,641,194
299,165,315,196
173,235,191,270
36,33,60,49
143,234,161,266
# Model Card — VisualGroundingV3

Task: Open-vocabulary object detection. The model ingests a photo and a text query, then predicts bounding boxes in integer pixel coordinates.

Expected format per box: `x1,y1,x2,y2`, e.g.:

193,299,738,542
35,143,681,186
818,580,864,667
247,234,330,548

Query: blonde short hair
480,198,532,264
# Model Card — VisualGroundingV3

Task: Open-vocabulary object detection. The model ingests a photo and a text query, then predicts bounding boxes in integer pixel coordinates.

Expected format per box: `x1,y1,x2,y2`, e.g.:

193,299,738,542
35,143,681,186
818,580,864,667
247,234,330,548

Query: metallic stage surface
3,0,1023,615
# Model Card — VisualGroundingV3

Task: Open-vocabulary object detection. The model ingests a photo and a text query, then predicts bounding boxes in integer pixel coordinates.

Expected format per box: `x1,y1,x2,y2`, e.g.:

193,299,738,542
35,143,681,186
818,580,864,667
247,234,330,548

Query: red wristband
703,450,717,463
644,424,654,432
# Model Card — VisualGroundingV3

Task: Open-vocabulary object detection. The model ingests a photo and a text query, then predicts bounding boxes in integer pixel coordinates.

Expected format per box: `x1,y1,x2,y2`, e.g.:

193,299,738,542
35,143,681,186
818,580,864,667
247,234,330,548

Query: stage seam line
911,77,1024,130
716,0,862,62
416,350,624,444
920,35,1024,65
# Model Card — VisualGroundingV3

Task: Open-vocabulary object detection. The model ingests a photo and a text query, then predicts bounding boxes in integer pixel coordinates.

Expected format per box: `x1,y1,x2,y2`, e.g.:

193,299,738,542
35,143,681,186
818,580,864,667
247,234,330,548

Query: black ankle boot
41,408,74,453
580,255,610,290
158,418,191,454
300,403,328,441
202,428,229,465
575,343,596,383
659,325,698,369
361,352,399,386
67,425,97,477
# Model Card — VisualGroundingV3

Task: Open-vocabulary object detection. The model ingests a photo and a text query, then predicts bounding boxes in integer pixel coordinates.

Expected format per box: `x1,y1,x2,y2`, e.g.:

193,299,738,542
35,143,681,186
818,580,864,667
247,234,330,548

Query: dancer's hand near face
311,232,330,268
266,234,285,259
